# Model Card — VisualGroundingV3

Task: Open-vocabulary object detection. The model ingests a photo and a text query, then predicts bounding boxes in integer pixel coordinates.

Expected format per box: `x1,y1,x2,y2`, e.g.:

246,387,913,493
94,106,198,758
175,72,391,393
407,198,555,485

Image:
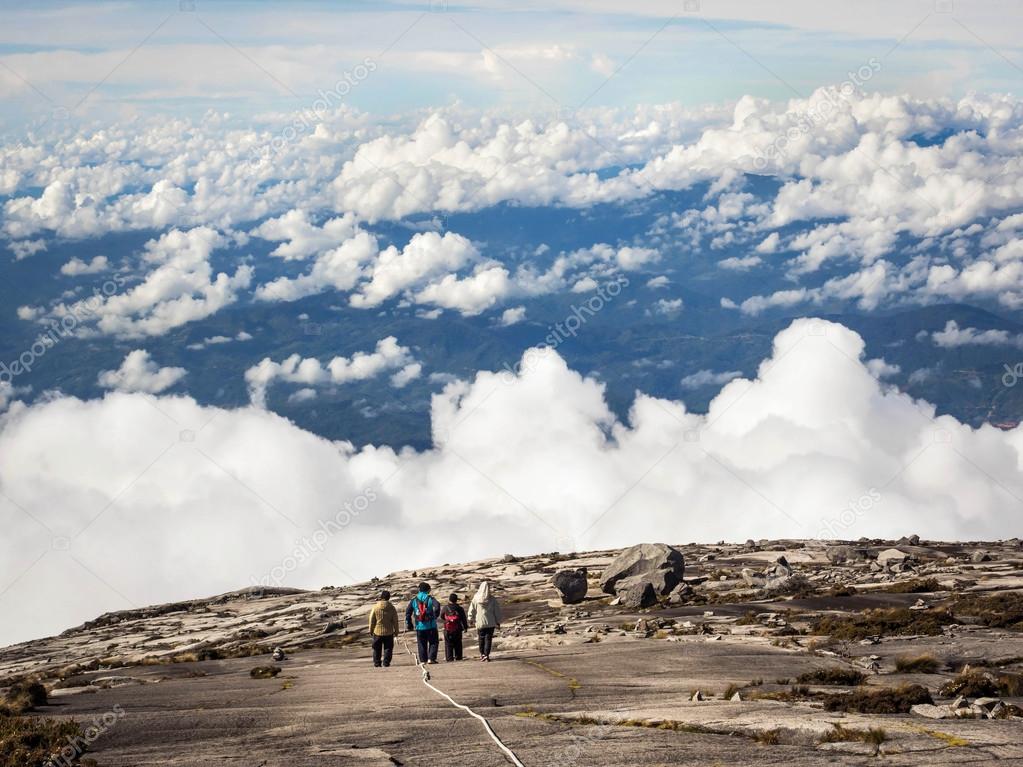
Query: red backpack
415,596,433,625
443,607,462,633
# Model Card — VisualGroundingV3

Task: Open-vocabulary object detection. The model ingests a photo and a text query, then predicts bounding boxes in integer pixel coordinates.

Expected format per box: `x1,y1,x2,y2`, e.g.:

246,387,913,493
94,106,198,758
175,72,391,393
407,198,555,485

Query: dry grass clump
822,684,931,714
953,593,1023,630
895,654,941,674
0,681,47,715
0,714,90,767
249,665,281,679
821,723,887,746
796,667,866,686
810,607,954,640
882,578,941,593
938,669,1023,697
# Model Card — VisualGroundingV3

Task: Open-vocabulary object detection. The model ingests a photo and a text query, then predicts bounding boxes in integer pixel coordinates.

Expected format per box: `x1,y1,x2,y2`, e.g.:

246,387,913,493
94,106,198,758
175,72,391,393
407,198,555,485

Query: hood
416,591,431,602
473,581,491,603
375,599,391,608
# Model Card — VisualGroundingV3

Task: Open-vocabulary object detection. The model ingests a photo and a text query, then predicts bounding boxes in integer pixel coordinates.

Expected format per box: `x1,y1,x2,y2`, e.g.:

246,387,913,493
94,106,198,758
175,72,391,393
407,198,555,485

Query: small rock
691,690,704,701
911,704,953,719
271,647,286,662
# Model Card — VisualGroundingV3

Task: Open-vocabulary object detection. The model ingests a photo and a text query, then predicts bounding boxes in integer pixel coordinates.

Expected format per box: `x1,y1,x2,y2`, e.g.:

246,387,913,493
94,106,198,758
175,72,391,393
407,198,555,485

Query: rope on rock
400,636,525,767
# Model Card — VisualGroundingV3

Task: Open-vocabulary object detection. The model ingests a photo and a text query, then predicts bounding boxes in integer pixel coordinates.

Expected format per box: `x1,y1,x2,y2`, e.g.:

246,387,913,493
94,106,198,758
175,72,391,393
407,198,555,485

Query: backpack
443,607,462,633
414,597,434,626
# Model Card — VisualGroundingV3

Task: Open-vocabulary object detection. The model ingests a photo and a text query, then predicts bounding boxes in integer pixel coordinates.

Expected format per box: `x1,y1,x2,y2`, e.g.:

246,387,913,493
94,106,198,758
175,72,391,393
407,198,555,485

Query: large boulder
600,543,685,596
552,568,588,604
616,576,658,608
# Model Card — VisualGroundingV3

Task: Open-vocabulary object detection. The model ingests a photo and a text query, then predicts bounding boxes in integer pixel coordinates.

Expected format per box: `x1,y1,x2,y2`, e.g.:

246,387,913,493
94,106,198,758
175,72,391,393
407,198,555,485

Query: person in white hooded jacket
467,580,502,661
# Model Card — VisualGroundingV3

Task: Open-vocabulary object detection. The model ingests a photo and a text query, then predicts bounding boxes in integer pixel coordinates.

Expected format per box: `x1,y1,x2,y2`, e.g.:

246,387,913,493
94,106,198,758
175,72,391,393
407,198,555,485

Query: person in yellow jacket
368,590,400,667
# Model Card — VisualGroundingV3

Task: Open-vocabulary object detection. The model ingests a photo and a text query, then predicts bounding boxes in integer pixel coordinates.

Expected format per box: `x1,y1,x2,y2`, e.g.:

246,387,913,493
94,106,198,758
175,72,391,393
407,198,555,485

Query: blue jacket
405,592,440,631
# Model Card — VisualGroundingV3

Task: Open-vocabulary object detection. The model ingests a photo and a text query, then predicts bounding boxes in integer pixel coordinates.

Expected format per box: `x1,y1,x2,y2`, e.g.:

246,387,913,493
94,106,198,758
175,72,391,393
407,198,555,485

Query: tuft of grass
736,610,760,625
0,713,87,767
822,683,931,714
810,607,954,640
882,578,941,593
938,669,1023,697
821,723,887,746
249,665,281,679
952,592,1023,630
796,667,866,686
895,654,941,674
753,729,781,745
0,681,48,715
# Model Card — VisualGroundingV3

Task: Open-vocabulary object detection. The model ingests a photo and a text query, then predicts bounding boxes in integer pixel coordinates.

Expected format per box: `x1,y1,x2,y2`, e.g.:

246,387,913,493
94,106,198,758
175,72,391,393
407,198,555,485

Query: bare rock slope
3,537,1023,765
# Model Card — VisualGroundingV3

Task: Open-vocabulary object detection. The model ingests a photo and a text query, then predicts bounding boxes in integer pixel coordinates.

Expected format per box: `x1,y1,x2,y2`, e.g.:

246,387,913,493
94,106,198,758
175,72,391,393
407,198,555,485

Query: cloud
680,369,743,390
244,336,418,407
652,297,683,315
250,210,359,261
60,255,108,276
3,318,1023,646
350,231,479,309
44,227,251,339
499,306,527,326
97,350,186,394
932,320,1023,348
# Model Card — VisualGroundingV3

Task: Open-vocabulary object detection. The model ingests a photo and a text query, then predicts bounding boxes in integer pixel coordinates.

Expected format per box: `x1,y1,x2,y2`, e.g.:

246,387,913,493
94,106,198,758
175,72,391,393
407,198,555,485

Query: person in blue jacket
405,581,441,664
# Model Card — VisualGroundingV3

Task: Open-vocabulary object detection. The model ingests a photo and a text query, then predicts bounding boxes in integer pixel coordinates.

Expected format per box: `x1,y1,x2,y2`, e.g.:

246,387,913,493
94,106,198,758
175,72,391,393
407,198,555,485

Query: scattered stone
691,690,704,701
911,703,953,719
730,691,742,702
271,647,286,662
552,568,588,604
501,554,518,563
971,551,992,563
876,548,910,567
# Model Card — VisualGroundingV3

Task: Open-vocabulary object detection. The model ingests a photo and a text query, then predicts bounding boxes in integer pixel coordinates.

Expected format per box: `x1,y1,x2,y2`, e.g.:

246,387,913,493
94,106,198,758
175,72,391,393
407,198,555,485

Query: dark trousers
444,630,464,661
372,635,394,667
416,627,439,663
478,626,495,657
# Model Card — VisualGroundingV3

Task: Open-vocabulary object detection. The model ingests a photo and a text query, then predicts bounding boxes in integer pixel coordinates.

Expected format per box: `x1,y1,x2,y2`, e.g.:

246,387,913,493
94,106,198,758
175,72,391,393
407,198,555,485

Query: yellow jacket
368,600,399,636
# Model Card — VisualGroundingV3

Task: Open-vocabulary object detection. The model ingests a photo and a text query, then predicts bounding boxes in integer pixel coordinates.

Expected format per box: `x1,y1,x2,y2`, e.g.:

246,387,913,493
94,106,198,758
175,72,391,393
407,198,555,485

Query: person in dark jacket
405,581,441,664
440,593,469,662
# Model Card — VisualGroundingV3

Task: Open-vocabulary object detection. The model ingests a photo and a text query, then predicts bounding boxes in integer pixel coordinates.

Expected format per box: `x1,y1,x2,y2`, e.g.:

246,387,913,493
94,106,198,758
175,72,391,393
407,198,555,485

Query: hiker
467,580,502,662
405,581,441,664
440,593,469,662
368,589,399,668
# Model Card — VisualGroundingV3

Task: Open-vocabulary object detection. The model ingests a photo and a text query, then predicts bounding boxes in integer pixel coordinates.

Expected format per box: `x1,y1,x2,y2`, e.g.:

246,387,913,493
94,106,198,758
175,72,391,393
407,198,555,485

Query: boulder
825,545,856,564
876,548,910,567
911,704,953,719
615,576,658,608
600,543,685,596
552,568,588,604
971,551,992,563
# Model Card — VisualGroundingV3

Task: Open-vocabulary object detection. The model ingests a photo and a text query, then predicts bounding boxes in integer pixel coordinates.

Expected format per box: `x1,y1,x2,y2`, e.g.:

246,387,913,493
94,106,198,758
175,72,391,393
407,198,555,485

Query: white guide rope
400,636,526,767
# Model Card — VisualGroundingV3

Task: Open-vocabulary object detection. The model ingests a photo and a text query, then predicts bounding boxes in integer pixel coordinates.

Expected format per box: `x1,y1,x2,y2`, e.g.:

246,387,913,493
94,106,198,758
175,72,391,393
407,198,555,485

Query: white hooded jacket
467,581,502,628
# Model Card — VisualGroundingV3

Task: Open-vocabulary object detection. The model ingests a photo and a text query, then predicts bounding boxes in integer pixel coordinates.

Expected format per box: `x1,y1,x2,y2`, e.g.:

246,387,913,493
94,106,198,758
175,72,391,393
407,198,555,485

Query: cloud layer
2,318,1021,647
